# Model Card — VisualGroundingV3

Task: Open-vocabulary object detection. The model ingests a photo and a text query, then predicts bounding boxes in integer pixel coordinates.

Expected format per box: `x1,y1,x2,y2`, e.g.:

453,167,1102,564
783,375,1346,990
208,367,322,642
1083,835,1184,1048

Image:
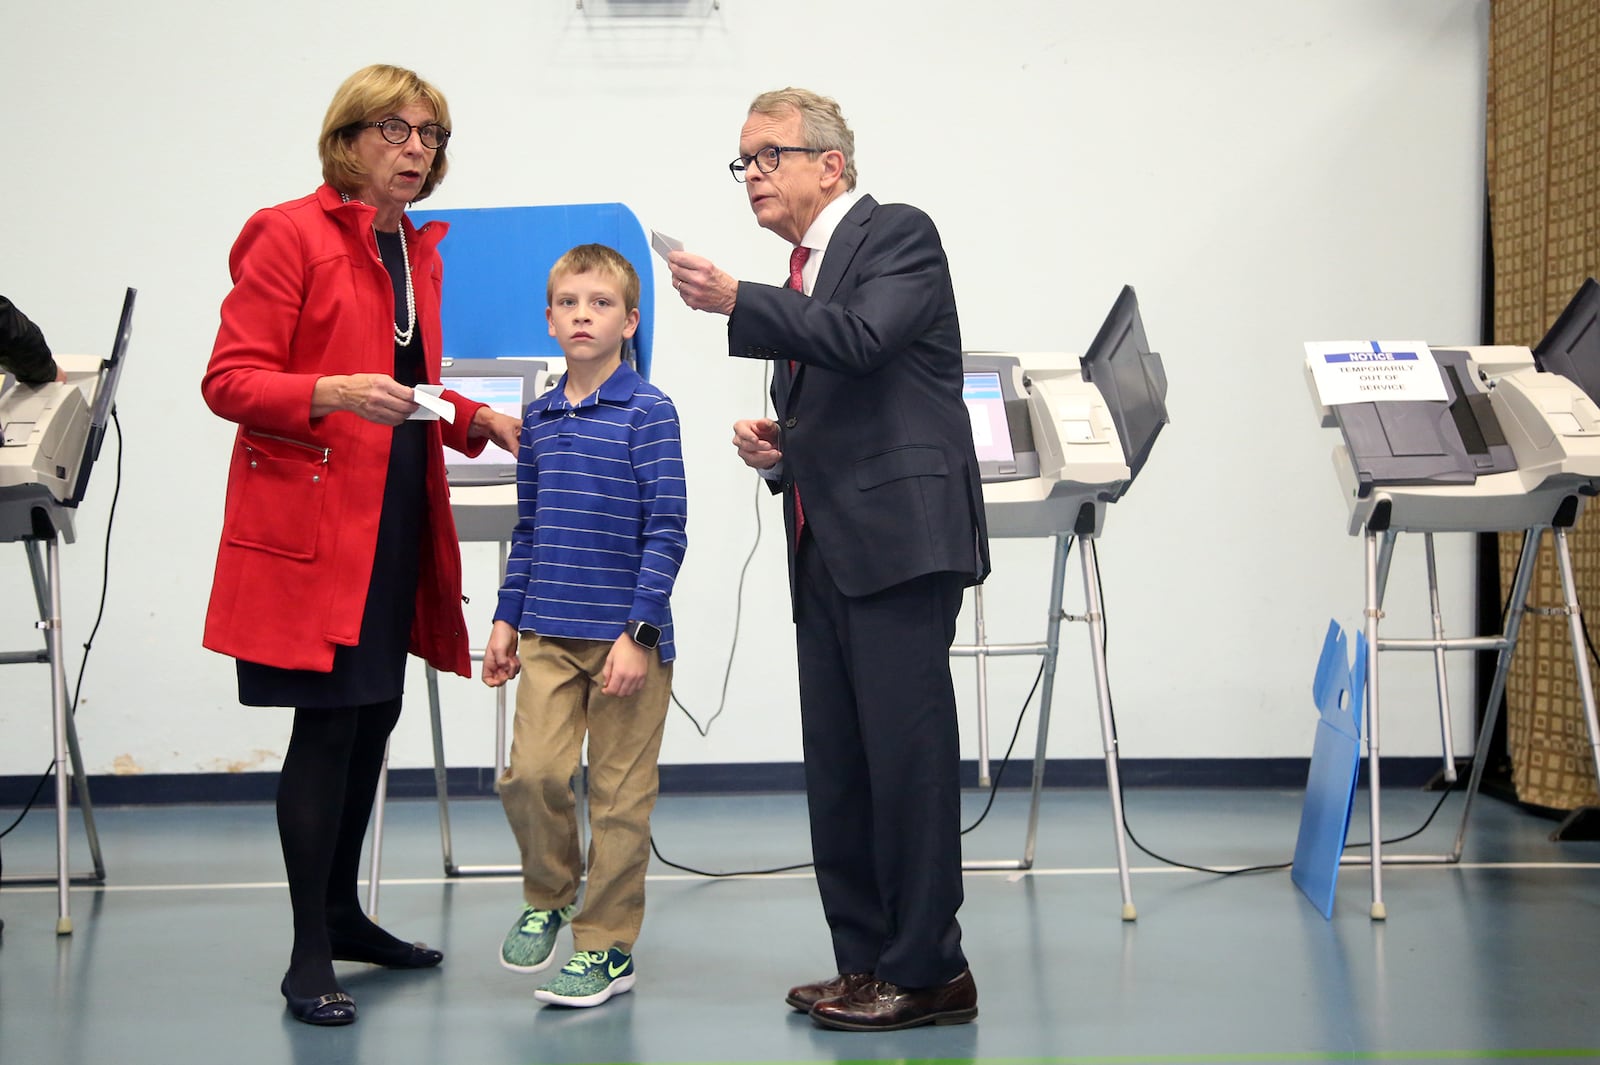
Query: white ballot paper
409,383,455,422
1304,340,1448,406
650,230,683,261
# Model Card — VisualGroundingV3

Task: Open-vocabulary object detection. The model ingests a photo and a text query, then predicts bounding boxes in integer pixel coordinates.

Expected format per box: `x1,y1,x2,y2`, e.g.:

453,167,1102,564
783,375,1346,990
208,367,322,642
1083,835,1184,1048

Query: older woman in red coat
201,64,519,1027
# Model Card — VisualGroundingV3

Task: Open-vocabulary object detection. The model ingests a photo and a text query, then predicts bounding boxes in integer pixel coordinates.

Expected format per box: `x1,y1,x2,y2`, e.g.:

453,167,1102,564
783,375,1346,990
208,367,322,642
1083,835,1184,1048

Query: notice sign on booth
1305,340,1447,406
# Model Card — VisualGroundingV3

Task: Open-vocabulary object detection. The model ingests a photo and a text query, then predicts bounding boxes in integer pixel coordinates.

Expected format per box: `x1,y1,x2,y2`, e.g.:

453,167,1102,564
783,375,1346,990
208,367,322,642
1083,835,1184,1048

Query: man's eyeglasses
356,118,451,150
728,146,824,183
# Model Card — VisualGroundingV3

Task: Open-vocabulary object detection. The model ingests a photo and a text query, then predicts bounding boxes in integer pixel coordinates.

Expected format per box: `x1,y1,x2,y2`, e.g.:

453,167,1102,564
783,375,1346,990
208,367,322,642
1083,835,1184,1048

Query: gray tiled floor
2,786,1599,1065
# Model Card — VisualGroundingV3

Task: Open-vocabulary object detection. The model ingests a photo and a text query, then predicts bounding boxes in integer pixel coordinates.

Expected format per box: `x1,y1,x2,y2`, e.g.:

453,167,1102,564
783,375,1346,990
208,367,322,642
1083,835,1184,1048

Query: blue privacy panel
1291,619,1368,919
408,203,655,380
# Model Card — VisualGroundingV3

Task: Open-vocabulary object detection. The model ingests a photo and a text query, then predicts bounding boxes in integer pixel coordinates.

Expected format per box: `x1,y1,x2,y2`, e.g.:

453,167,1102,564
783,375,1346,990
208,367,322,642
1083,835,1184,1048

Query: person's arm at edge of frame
0,294,65,384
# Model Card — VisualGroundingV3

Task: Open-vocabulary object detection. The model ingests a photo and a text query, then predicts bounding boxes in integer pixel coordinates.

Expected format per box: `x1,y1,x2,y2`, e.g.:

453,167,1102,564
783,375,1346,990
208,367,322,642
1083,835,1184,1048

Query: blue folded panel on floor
1291,619,1367,919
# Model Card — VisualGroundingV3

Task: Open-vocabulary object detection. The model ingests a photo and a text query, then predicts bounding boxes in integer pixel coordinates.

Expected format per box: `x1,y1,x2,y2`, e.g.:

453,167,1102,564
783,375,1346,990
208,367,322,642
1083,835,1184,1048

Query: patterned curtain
1489,0,1600,809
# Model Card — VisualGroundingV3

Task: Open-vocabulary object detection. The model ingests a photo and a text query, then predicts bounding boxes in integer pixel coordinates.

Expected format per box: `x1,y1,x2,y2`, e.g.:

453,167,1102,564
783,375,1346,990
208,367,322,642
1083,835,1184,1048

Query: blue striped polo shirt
492,363,687,663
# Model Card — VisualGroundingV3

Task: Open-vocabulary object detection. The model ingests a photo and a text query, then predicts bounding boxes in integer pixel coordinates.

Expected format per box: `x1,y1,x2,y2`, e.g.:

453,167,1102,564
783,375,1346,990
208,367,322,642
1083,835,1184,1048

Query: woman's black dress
237,228,427,709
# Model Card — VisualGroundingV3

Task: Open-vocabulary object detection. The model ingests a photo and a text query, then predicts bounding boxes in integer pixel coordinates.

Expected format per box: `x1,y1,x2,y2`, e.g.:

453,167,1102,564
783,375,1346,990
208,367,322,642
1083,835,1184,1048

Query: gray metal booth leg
1443,524,1600,844
1347,523,1589,920
1078,538,1137,920
367,542,596,906
953,532,1136,919
0,538,107,934
1550,526,1600,836
366,646,525,912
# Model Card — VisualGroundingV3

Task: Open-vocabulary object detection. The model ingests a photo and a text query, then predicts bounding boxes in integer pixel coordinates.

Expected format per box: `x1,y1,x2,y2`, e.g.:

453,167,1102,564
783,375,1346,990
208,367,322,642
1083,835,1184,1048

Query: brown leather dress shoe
809,968,978,1031
785,972,872,1011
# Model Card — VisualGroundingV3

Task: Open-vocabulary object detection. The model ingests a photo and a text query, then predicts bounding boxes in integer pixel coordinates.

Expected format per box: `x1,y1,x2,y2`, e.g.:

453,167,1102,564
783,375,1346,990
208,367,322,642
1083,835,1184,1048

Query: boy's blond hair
546,244,641,312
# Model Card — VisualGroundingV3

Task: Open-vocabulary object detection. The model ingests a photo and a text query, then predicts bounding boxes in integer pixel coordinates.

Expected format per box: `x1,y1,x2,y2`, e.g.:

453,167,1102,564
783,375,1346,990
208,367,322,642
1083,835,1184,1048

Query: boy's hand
482,621,521,688
601,635,650,698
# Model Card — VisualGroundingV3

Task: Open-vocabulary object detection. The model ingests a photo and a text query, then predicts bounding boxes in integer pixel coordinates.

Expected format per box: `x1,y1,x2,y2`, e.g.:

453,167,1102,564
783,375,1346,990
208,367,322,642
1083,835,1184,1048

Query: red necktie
788,244,810,294
788,245,809,546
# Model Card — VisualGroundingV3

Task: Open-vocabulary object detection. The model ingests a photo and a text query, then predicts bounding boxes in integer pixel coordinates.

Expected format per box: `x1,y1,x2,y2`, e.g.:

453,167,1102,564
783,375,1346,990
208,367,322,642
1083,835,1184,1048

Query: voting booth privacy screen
1080,285,1167,499
1533,277,1600,404
408,203,655,380
71,287,137,505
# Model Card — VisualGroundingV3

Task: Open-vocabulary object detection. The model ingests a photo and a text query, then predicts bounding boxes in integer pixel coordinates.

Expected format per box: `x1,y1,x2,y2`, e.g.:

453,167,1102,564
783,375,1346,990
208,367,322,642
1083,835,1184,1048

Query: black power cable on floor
649,660,1047,879
1091,543,1477,878
0,411,123,887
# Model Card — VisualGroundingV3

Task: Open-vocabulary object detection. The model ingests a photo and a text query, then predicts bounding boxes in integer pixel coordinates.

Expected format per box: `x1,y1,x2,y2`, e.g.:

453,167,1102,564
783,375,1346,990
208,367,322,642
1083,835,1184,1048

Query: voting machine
0,287,133,934
956,284,1168,918
0,289,134,544
1305,278,1600,918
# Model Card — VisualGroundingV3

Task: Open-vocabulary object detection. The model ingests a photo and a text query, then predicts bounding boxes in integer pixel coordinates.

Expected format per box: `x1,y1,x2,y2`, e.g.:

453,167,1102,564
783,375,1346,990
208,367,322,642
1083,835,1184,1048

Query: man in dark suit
669,87,990,1032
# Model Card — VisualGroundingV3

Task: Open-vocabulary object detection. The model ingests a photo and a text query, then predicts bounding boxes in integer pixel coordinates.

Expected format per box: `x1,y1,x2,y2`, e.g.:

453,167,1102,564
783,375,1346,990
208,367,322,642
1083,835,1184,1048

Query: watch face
630,621,662,649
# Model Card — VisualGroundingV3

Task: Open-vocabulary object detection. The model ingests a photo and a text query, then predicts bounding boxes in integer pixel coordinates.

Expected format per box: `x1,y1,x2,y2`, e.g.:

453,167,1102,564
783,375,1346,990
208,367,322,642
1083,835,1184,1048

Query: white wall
0,0,1490,780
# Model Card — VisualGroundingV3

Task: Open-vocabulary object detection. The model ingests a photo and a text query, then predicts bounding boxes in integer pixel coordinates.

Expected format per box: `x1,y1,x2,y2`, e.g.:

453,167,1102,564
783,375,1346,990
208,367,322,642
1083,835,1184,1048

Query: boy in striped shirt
482,243,687,1008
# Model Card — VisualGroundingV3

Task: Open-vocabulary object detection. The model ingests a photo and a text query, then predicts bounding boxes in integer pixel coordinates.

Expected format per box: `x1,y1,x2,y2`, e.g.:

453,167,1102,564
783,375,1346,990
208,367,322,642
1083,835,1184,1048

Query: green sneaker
499,904,576,973
533,948,636,1007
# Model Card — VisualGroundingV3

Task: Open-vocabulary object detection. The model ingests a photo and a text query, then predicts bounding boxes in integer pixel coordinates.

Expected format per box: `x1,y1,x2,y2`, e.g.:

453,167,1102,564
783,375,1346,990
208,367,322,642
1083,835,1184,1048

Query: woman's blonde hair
319,64,451,201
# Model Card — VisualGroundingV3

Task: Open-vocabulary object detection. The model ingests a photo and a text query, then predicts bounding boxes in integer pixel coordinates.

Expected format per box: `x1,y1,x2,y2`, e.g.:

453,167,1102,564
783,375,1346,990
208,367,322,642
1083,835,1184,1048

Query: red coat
202,184,487,677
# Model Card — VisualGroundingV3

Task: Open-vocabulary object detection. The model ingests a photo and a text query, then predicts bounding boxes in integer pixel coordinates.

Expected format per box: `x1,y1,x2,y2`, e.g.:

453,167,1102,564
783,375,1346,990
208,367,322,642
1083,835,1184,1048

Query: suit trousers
794,536,969,988
499,632,672,954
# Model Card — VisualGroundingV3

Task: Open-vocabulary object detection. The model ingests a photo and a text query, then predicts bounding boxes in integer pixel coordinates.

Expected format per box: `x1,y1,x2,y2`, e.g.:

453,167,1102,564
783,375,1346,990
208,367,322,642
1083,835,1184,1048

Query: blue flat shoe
280,976,356,1026
328,931,443,969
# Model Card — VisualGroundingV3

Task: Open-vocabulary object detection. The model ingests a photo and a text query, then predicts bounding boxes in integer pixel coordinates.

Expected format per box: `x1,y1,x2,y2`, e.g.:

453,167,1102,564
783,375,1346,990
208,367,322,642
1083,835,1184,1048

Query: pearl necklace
390,223,416,348
341,192,416,347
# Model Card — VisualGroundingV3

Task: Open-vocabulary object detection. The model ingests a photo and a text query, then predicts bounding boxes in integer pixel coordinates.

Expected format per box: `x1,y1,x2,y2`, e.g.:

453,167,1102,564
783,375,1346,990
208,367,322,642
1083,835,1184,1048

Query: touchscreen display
963,371,1015,465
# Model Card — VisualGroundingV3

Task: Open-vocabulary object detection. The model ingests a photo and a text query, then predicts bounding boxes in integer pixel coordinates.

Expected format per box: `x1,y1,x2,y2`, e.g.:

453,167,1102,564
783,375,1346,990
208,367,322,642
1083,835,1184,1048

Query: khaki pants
498,632,672,954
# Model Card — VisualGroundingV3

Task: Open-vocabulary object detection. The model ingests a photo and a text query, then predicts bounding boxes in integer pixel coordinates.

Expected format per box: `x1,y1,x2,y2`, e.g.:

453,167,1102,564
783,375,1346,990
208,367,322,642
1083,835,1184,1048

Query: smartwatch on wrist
624,619,662,649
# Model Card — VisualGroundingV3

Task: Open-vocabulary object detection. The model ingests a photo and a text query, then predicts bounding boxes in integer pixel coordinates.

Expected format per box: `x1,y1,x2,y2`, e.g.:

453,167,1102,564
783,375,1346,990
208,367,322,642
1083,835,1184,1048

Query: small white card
409,383,455,423
1304,341,1447,406
650,229,683,261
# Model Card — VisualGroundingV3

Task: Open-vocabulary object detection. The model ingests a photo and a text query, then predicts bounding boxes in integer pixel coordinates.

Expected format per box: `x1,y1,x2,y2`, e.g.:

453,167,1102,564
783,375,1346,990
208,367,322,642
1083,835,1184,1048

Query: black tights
277,697,405,998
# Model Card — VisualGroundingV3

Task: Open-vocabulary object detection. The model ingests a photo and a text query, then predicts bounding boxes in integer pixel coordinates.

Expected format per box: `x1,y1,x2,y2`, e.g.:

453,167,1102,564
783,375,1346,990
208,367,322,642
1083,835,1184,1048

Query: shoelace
520,909,557,934
562,950,610,974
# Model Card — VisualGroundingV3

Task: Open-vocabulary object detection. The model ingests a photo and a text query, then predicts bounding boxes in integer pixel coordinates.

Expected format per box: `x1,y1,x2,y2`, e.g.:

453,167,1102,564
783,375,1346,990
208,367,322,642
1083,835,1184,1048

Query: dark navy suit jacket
728,194,990,603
